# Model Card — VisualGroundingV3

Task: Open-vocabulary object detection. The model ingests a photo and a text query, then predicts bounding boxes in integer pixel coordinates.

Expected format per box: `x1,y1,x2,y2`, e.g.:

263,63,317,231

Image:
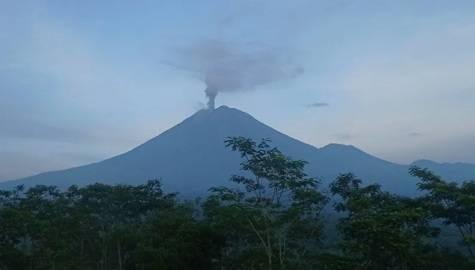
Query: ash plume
205,87,217,110
168,40,304,109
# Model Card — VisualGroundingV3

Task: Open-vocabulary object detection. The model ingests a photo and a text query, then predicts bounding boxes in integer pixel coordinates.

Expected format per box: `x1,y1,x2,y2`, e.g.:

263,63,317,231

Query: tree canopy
0,137,473,270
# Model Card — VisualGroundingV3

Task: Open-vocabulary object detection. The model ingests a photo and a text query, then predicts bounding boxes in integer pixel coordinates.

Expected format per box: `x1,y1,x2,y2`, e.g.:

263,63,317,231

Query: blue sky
1,0,475,180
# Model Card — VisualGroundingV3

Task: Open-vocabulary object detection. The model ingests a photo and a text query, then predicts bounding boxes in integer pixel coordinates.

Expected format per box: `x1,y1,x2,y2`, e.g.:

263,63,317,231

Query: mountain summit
1,106,474,195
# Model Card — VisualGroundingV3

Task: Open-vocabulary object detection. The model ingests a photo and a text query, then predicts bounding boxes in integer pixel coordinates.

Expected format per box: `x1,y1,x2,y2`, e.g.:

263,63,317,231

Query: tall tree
410,166,475,259
330,173,451,269
204,137,327,270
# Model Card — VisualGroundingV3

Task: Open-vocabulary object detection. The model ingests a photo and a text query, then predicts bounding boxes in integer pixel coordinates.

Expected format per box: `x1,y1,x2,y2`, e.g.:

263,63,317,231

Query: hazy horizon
2,0,475,181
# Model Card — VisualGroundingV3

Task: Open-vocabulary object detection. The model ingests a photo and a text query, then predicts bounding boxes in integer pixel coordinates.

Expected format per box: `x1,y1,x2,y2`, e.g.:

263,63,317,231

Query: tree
204,137,327,270
410,166,475,259
329,173,451,270
0,180,215,270
2,142,475,269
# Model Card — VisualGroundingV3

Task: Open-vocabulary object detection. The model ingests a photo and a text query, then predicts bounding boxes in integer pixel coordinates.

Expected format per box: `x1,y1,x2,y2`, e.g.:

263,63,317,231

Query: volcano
1,106,474,195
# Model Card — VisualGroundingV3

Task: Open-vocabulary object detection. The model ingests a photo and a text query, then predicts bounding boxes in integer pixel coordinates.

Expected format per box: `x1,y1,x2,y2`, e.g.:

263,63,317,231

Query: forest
0,137,474,270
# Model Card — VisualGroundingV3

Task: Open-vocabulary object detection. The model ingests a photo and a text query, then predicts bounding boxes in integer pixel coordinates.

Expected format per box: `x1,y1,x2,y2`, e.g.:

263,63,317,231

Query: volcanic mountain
1,106,474,195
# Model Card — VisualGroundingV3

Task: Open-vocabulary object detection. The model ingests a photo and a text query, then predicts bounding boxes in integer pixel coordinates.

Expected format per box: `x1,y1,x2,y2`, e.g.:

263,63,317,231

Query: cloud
307,102,329,108
0,119,93,143
324,16,475,163
0,11,169,179
408,132,422,137
334,133,353,141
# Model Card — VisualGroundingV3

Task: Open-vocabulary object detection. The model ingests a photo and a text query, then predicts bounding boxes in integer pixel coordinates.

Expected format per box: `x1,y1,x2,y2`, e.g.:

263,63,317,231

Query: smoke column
168,40,303,109
205,88,217,109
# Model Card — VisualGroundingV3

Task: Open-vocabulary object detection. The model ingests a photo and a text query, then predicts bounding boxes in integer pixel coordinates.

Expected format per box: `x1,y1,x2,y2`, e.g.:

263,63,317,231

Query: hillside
1,106,474,195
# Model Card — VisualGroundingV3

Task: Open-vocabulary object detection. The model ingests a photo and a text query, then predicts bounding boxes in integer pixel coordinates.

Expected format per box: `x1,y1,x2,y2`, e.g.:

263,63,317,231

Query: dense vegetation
0,137,474,270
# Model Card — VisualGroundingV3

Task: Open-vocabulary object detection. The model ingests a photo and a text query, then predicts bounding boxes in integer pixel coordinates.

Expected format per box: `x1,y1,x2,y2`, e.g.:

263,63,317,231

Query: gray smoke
205,87,217,110
169,40,304,109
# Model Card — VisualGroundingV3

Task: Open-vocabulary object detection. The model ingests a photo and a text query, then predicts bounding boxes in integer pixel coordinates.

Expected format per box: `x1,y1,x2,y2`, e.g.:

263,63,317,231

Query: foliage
203,137,327,270
410,166,475,259
0,138,474,269
328,173,473,269
0,181,220,270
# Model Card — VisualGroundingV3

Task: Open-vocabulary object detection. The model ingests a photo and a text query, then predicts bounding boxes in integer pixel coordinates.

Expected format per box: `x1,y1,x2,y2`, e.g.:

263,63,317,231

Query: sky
1,0,475,181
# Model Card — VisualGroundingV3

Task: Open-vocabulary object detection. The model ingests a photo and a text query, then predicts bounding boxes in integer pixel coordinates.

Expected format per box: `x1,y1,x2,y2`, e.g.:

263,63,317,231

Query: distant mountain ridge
411,159,475,182
1,106,474,195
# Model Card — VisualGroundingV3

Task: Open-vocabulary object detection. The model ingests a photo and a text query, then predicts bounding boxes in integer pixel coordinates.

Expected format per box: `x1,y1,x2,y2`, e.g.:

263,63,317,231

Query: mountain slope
1,106,474,195
411,159,475,182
